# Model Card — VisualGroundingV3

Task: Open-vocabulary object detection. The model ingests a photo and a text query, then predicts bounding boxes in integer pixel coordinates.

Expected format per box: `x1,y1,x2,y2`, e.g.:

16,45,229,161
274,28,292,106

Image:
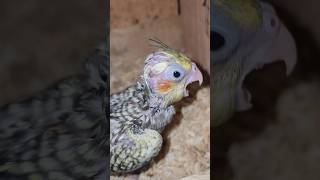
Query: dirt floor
110,0,210,179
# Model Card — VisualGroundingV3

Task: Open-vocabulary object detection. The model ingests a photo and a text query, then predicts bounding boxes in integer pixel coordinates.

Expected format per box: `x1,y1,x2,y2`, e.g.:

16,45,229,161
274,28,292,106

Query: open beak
244,2,298,76
236,21,297,111
184,62,203,96
187,62,203,85
248,21,297,76
266,23,297,75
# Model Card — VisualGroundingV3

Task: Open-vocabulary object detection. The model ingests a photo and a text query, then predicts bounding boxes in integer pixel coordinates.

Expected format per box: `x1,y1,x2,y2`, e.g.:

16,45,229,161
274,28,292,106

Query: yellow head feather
149,38,192,72
214,0,262,29
162,51,192,71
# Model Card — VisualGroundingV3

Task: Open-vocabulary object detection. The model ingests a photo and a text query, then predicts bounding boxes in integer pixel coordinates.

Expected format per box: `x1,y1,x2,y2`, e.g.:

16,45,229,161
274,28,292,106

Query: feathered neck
137,76,169,109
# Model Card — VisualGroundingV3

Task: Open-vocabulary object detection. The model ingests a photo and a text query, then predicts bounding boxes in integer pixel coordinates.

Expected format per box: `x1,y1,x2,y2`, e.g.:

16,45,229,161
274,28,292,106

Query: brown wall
180,0,210,73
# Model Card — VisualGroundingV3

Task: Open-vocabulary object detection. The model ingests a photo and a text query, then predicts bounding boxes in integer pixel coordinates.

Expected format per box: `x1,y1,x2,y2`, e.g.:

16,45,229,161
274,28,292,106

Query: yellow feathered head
143,39,203,106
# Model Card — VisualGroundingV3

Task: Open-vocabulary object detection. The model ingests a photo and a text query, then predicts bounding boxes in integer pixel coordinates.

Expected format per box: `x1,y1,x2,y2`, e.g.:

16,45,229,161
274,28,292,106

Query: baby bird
110,39,203,174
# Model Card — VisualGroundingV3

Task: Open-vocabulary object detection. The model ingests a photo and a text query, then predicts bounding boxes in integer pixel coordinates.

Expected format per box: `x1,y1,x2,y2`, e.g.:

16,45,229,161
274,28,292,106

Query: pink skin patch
149,75,174,94
156,79,174,93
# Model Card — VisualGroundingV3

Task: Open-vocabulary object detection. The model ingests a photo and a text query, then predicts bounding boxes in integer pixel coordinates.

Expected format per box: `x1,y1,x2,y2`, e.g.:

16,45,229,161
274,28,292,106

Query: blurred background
110,0,210,179
5,0,320,179
213,0,320,179
0,0,105,106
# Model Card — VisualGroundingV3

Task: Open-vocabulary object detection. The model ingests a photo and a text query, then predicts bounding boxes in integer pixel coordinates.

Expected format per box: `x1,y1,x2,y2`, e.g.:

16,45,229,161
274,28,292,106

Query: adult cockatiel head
212,0,297,126
143,39,203,107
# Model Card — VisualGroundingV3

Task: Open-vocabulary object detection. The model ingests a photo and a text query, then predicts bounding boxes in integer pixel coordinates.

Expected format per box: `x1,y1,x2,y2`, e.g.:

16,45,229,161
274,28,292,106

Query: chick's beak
183,62,203,96
187,63,203,85
236,20,297,112
268,23,297,75
188,62,203,85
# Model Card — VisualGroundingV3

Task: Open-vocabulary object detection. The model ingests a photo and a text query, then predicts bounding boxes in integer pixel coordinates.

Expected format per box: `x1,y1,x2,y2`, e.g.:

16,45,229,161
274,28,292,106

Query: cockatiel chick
110,40,203,174
211,0,297,126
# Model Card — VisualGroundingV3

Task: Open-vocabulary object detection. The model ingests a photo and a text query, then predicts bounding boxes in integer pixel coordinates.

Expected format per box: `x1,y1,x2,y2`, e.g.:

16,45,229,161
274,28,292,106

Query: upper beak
259,21,297,75
187,62,203,86
236,20,297,112
244,1,298,76
267,23,297,75
243,20,297,78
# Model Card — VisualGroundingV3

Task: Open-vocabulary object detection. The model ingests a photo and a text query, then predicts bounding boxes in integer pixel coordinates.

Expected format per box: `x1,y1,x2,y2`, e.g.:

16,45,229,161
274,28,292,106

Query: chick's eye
173,71,181,78
165,64,185,81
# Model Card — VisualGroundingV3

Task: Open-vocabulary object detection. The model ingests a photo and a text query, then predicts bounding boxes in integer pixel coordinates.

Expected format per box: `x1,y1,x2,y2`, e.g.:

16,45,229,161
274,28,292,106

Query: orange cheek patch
157,80,174,93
